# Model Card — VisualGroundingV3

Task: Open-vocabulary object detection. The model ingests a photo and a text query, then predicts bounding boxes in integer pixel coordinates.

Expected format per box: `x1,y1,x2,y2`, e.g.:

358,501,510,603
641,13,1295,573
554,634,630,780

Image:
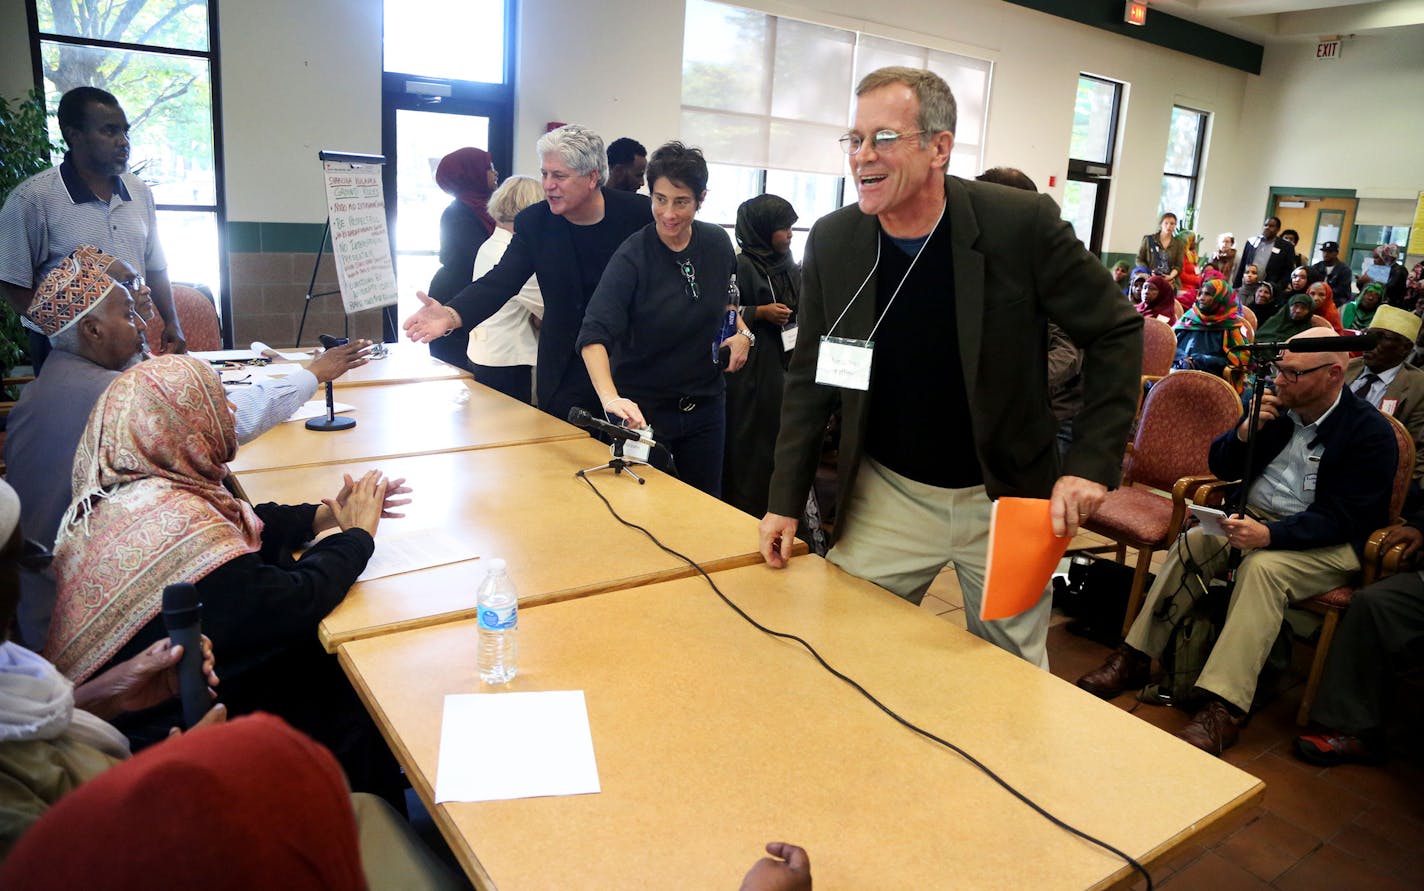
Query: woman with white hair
467,175,546,404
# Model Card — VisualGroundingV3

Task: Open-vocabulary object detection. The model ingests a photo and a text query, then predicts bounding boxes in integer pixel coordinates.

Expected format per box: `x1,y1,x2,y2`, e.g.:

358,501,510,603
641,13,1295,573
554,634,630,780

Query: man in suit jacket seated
1344,304,1424,482
757,66,1142,670
1078,329,1397,755
403,125,653,423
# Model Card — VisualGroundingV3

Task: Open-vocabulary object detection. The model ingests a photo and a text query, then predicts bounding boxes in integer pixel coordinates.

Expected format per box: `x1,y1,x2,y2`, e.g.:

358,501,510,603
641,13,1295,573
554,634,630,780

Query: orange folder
980,497,1071,621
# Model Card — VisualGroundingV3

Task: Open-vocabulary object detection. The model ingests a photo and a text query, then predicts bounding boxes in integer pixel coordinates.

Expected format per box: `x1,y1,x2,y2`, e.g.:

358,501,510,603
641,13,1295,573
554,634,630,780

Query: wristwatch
739,329,755,345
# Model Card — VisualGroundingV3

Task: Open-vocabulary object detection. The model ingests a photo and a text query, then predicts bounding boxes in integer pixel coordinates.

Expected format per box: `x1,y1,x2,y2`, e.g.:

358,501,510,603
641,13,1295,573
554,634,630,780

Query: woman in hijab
426,147,499,372
1308,281,1344,333
44,355,408,803
1255,292,1316,343
1342,282,1384,332
1359,243,1408,306
1172,279,1251,386
1136,274,1178,323
1127,266,1151,305
723,194,799,519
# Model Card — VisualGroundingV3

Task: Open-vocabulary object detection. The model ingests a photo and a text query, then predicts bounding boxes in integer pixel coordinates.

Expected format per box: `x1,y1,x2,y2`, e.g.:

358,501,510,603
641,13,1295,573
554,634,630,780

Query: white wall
511,0,1253,257
218,0,383,221
1235,25,1424,214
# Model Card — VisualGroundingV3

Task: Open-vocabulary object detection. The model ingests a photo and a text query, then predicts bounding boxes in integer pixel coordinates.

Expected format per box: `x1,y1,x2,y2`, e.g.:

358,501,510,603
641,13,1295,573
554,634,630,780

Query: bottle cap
486,557,506,574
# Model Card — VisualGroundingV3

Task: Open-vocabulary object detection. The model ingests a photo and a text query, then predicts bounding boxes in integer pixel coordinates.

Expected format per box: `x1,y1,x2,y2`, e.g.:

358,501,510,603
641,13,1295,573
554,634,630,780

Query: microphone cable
576,472,1154,889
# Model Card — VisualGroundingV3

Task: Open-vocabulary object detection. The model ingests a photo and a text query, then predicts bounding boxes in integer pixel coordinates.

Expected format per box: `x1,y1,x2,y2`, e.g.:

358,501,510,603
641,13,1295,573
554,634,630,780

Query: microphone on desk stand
306,334,356,431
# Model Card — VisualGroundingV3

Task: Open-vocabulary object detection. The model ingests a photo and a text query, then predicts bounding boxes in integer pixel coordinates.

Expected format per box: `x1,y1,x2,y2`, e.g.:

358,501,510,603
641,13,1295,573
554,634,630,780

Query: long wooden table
238,437,801,651
331,341,469,388
339,556,1263,890
229,379,583,473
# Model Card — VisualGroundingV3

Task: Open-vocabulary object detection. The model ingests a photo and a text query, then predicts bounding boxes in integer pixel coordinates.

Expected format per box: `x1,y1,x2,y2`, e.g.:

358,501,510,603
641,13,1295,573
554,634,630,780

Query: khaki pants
1124,525,1359,711
828,458,1052,669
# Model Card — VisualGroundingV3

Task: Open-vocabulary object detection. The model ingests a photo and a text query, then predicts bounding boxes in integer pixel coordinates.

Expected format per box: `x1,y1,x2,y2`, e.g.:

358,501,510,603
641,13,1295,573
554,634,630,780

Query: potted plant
0,88,57,392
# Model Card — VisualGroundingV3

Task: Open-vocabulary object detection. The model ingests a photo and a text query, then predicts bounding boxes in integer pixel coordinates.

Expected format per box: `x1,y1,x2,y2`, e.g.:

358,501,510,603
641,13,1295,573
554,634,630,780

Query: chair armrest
1190,477,1237,509
1364,521,1409,586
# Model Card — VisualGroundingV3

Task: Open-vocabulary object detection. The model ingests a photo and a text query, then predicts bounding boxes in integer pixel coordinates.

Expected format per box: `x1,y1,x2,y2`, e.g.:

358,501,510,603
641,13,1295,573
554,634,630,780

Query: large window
382,0,514,325
681,0,993,248
32,0,225,329
1062,74,1122,256
1159,105,1209,226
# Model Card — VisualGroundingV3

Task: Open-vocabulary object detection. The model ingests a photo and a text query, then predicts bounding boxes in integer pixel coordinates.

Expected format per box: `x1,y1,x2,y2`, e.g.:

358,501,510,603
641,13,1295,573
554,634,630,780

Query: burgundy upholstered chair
1082,369,1244,636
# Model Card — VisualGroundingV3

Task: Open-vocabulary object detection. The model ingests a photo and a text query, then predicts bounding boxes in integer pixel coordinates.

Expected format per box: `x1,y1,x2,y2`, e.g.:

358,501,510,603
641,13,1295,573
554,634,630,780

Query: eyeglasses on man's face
837,128,924,155
1269,362,1331,383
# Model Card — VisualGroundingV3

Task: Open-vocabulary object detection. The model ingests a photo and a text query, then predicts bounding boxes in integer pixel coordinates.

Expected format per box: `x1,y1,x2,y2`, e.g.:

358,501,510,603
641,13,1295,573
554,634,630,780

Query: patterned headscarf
1175,279,1251,374
46,355,263,683
26,246,120,336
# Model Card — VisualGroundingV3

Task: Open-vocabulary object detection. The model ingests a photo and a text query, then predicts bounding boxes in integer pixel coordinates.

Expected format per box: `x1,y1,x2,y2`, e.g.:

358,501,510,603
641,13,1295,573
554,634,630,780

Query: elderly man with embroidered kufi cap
1345,304,1424,482
4,246,147,648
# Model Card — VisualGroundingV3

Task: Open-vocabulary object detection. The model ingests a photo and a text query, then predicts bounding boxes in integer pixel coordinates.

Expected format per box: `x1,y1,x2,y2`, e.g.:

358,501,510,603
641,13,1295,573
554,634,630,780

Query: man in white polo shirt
0,87,184,372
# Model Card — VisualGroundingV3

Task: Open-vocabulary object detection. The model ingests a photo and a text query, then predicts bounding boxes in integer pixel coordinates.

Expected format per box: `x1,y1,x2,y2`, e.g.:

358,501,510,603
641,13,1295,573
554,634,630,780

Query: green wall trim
226,221,328,253
1002,0,1264,75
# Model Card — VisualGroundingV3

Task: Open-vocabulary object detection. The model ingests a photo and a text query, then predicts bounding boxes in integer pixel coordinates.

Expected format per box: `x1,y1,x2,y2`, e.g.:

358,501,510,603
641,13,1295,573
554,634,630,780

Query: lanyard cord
826,200,947,342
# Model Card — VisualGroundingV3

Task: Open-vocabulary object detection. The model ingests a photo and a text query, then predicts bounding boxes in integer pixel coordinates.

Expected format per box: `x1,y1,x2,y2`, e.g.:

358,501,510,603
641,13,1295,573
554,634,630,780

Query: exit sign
1316,39,1341,60
1124,1,1147,26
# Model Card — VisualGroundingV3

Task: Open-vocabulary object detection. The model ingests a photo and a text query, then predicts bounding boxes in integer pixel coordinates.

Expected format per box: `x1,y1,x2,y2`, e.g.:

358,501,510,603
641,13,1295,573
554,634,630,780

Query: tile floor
919,532,1424,889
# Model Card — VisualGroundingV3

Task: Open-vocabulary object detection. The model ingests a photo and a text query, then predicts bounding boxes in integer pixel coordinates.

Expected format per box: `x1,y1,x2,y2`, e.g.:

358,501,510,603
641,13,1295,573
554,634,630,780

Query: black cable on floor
576,471,1154,889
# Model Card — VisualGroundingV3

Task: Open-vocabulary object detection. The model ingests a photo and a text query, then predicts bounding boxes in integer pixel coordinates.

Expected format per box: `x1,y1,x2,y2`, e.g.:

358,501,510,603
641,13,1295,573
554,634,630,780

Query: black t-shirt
578,220,737,405
568,217,636,307
864,216,983,488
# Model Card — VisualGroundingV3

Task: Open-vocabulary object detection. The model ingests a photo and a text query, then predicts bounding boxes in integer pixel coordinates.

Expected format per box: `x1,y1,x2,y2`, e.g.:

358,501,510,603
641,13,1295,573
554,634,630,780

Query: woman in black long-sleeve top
427,147,499,372
723,194,800,517
45,355,409,801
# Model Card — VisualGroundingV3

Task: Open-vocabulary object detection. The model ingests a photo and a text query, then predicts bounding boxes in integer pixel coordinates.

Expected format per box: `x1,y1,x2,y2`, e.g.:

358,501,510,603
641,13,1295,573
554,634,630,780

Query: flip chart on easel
322,158,398,314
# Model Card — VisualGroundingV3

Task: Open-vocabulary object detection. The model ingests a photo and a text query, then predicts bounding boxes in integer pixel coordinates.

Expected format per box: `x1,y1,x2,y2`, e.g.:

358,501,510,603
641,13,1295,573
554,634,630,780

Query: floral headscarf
46,355,263,682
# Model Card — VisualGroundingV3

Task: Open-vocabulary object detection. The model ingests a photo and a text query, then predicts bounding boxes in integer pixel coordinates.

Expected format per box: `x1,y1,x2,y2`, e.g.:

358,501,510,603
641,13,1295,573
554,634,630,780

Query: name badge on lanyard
781,322,798,352
815,335,874,390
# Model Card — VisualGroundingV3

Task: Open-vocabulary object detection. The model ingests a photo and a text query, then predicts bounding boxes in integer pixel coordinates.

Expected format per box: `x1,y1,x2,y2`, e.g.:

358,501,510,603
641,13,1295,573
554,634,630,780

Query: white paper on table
283,400,356,423
193,348,264,362
435,691,601,804
221,365,295,384
356,526,480,582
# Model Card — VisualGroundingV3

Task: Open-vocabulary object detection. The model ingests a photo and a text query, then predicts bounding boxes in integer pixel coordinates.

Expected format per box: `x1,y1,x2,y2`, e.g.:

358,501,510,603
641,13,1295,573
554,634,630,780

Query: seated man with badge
1077,330,1397,757
1343,304,1424,483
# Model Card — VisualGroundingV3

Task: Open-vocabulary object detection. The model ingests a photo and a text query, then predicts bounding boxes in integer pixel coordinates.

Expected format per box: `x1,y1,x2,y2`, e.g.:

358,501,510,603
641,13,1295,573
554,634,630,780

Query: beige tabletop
237,436,800,651
339,556,1264,890
330,341,468,388
228,379,583,473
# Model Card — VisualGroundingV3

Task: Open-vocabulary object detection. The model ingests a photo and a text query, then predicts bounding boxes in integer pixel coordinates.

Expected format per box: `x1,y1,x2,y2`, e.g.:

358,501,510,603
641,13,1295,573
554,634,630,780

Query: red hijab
1137,274,1178,319
1311,284,1344,333
435,147,497,235
0,713,368,890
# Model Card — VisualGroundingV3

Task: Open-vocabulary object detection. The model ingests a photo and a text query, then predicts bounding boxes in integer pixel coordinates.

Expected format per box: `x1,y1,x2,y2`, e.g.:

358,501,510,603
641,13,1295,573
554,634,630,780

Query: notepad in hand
981,497,1071,621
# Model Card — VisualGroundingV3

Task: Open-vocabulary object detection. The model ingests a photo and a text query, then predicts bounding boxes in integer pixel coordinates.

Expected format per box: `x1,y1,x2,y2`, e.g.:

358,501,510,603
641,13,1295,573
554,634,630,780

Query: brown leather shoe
1177,700,1243,755
1076,646,1151,699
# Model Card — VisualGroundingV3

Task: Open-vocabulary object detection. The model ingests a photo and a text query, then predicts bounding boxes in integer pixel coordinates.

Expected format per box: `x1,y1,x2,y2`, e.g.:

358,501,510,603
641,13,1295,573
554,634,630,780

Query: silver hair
536,125,609,185
856,66,957,141
487,175,545,225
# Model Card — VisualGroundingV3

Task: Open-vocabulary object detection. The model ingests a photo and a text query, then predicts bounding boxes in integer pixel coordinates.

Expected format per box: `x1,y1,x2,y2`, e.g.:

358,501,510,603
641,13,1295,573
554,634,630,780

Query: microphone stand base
306,415,356,432
577,458,647,484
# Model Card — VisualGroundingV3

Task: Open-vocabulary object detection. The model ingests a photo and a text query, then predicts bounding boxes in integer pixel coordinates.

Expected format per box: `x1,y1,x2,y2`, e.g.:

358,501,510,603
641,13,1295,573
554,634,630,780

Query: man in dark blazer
758,67,1141,668
403,125,652,422
1232,216,1296,296
1344,304,1424,482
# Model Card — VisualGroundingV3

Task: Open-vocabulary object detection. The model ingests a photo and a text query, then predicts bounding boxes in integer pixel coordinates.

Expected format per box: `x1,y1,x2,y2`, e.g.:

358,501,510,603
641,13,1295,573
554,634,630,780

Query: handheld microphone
567,407,658,447
318,334,349,350
161,582,210,729
1253,332,1377,354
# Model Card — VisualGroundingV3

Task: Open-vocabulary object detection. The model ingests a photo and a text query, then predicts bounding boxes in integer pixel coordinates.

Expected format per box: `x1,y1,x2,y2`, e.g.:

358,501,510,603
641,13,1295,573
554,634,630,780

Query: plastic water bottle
476,558,518,684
